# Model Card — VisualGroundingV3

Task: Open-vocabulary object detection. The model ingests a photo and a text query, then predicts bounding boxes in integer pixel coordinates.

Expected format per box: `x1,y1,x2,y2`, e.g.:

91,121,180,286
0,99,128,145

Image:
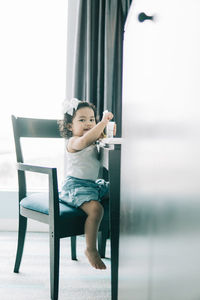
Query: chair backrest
11,115,62,197
11,115,62,163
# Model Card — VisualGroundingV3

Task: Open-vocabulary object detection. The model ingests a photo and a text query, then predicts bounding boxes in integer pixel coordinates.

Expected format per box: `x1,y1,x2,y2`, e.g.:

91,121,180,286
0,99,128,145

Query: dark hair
58,101,97,138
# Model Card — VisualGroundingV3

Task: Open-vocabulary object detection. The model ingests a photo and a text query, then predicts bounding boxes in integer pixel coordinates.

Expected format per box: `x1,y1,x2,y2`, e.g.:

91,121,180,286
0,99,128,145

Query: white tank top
65,143,100,181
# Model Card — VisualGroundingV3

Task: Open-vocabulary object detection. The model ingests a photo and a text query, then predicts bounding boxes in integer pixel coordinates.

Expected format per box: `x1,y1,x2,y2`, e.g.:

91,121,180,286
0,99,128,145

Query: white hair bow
62,98,81,116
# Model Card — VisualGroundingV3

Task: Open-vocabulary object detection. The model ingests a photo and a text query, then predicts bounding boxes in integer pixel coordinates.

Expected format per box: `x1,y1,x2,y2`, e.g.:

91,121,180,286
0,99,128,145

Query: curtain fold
69,0,132,136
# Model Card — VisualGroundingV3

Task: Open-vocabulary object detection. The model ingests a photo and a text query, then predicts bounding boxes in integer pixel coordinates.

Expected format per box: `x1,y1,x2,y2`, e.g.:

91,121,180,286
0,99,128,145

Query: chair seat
20,193,109,237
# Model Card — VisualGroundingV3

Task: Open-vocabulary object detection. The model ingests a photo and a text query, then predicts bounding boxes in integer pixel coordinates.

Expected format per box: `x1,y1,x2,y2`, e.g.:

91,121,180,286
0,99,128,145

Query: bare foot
85,249,106,270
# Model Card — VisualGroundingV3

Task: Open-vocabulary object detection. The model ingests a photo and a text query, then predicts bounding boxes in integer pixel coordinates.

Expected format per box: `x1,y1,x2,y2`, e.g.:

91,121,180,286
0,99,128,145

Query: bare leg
80,200,106,270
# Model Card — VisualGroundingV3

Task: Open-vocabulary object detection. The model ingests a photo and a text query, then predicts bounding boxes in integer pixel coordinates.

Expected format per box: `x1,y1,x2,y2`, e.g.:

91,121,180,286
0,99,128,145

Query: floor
0,231,111,300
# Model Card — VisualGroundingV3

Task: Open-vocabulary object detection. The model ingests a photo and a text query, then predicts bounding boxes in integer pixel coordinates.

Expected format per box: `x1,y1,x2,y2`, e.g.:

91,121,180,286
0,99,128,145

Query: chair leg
70,236,77,260
98,228,109,258
14,215,27,273
49,232,60,300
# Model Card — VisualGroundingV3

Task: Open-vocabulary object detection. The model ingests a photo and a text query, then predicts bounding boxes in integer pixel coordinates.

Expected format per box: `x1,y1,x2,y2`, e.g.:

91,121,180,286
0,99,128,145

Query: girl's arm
68,112,113,152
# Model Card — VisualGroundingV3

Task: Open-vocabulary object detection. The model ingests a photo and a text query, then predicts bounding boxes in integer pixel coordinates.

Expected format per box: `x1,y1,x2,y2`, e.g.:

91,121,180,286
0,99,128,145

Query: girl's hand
102,111,113,124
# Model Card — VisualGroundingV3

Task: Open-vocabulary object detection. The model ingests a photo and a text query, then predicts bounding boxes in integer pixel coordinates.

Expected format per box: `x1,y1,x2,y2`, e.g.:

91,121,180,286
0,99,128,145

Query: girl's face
69,107,96,137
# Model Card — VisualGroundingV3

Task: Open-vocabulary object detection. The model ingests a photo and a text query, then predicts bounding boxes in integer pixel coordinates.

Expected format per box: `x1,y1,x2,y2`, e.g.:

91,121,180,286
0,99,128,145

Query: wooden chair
11,115,109,300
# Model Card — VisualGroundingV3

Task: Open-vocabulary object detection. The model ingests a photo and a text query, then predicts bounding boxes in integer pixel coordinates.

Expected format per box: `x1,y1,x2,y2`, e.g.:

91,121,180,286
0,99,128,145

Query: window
0,0,68,191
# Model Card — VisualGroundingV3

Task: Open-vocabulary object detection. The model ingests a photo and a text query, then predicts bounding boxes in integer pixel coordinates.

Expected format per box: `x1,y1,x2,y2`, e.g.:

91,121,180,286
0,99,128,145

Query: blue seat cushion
20,192,109,237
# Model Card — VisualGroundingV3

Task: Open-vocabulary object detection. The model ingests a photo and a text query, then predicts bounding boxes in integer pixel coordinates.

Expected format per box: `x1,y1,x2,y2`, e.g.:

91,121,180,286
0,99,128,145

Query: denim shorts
59,176,109,208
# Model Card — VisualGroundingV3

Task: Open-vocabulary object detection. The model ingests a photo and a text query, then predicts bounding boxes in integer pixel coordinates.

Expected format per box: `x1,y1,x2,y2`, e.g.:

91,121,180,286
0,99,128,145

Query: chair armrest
17,162,56,175
17,162,60,222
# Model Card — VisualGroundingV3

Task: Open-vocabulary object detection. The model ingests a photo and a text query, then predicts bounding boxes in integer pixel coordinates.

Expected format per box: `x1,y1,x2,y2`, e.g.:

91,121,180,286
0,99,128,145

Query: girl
59,98,114,270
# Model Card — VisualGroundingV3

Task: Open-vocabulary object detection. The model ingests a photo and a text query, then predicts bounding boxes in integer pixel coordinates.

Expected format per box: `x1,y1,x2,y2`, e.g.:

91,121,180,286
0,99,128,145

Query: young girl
59,98,114,270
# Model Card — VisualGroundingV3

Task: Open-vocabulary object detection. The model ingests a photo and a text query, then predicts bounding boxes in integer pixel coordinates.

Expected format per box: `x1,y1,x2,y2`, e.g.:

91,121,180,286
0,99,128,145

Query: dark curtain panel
71,0,132,137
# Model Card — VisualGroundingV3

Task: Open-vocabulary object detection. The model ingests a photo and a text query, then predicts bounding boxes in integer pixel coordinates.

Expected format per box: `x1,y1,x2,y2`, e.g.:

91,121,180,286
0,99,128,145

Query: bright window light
0,0,68,190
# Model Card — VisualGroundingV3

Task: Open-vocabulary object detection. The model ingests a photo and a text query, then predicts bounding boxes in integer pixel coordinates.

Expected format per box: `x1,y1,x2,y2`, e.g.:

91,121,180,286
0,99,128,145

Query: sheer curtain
66,0,132,137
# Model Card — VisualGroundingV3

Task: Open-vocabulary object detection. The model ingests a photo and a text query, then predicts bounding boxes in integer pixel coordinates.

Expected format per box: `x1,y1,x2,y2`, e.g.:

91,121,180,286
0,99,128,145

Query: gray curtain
67,0,132,137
